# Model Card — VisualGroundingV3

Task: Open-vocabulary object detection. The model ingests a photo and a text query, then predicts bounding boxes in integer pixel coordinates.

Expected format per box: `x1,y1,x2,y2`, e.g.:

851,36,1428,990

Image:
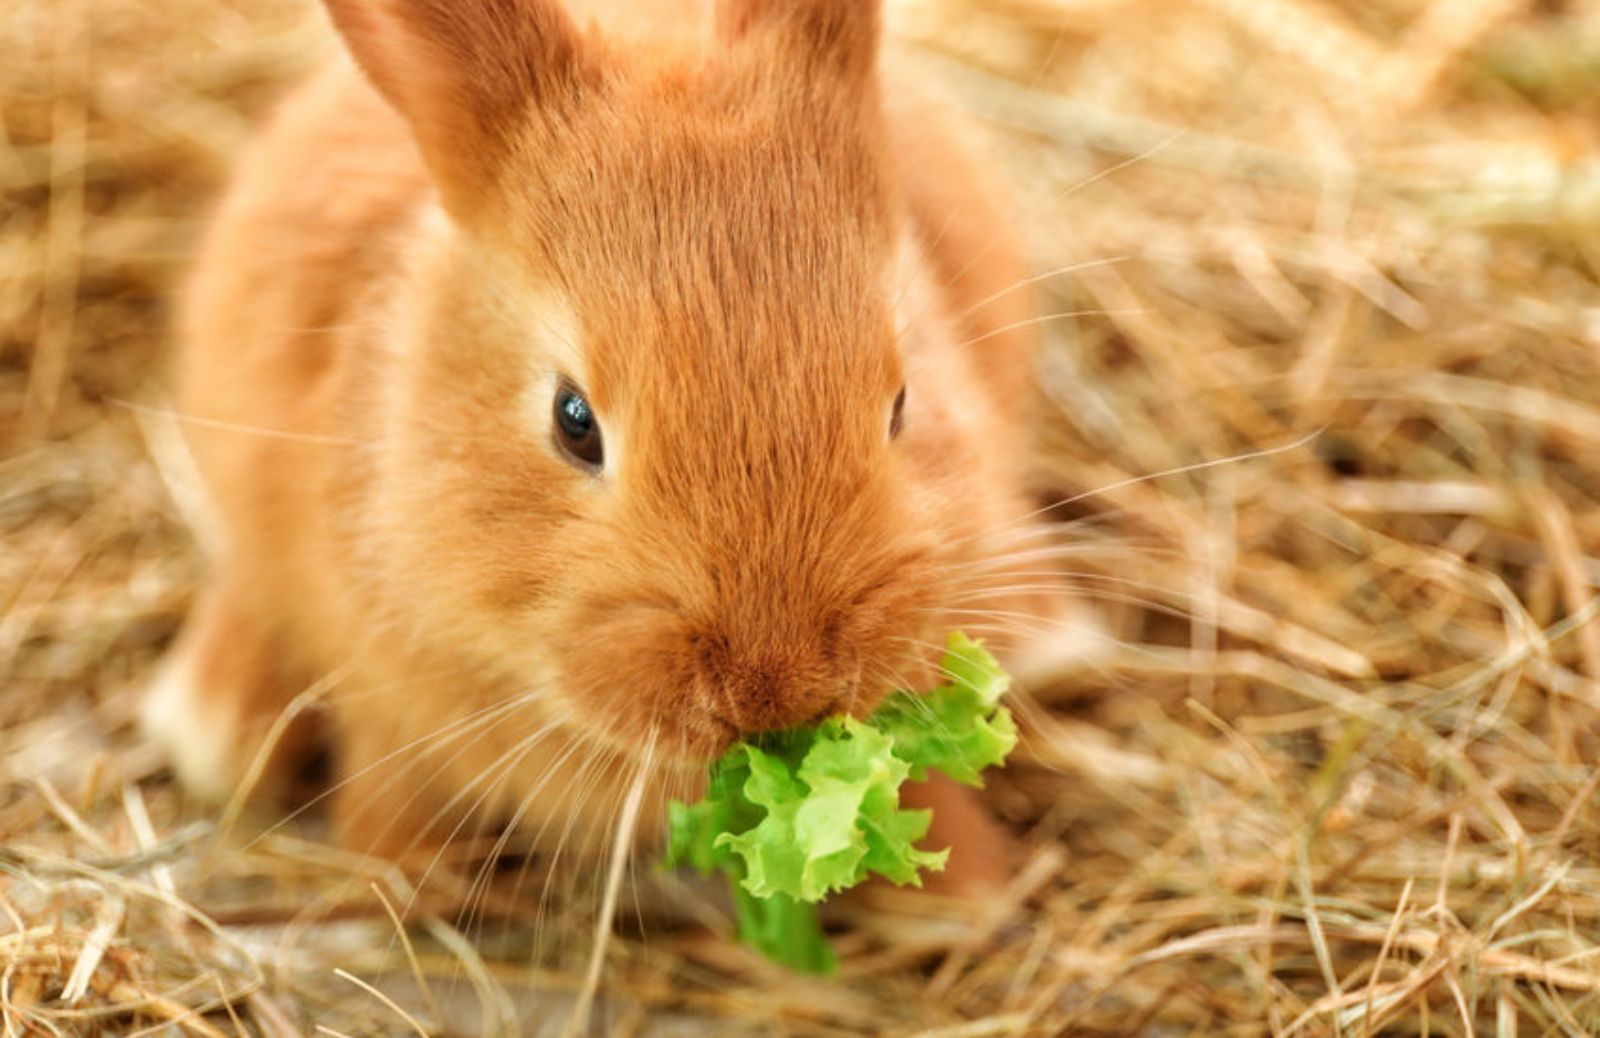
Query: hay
4,0,1600,1033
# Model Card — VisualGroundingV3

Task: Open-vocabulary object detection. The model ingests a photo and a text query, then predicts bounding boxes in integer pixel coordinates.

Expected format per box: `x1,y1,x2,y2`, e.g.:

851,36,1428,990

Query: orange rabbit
143,0,1067,890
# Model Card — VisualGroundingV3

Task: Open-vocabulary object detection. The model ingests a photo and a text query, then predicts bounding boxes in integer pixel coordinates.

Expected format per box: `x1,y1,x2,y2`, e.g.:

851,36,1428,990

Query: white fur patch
138,649,240,804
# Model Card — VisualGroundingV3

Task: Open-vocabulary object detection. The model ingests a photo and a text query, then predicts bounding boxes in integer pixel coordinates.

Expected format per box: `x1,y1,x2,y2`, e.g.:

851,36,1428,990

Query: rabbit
141,0,1079,894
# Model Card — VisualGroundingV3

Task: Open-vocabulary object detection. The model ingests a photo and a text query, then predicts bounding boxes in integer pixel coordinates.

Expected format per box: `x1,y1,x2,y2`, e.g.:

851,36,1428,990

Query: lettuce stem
730,876,836,975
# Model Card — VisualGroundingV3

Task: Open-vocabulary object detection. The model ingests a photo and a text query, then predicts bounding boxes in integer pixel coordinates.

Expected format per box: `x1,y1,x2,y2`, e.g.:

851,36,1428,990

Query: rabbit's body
145,0,1054,877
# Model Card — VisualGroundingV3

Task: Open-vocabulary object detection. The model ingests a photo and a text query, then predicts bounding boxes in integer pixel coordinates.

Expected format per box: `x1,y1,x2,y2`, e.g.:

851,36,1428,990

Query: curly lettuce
664,632,1016,973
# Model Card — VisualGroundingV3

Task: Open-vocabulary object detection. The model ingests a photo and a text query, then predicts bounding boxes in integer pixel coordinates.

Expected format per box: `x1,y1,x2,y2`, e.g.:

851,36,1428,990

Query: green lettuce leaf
713,718,949,901
870,631,1017,787
664,632,1014,973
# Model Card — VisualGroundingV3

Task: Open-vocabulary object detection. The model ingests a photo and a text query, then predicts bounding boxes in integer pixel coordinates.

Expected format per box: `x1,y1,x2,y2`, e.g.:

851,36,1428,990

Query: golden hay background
3,0,1600,1034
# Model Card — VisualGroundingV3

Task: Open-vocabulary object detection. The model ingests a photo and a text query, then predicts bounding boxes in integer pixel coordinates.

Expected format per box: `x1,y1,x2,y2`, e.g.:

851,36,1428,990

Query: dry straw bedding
3,0,1600,1034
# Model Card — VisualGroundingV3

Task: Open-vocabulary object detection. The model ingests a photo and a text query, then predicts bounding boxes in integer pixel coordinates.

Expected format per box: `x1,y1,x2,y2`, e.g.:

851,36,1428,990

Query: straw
4,0,1600,1033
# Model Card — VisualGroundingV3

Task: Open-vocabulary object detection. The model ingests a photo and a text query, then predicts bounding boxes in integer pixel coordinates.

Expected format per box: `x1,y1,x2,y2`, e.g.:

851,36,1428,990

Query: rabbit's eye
889,385,906,440
553,380,604,472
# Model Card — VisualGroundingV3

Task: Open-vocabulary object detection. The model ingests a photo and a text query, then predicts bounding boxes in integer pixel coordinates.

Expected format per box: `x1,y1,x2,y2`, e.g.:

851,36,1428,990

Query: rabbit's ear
322,0,595,205
719,0,881,82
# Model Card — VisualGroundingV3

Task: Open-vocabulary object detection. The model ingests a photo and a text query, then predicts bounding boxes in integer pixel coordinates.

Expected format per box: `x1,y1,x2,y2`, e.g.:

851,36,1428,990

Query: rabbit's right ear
322,0,596,209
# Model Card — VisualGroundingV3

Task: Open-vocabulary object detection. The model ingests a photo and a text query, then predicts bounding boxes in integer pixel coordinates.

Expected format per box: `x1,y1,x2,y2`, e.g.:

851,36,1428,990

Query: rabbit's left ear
321,0,598,208
718,0,881,82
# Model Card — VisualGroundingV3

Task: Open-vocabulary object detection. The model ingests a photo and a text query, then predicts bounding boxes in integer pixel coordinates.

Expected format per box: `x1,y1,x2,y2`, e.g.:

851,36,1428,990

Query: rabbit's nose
714,657,859,735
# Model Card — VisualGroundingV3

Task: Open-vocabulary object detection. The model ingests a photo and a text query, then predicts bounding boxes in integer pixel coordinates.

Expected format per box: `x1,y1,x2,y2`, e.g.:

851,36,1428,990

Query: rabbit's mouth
685,710,742,762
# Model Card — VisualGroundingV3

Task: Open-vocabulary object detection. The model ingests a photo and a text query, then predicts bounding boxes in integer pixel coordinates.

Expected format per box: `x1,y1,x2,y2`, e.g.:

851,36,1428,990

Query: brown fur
152,0,1053,881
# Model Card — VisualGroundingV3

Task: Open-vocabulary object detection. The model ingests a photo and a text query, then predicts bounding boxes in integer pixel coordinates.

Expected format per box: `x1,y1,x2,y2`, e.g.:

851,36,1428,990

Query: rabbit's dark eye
553,380,603,472
889,385,906,440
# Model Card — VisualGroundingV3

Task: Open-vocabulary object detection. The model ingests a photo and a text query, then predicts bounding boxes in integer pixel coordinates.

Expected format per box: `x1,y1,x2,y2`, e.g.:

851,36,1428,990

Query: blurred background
3,0,1600,1034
